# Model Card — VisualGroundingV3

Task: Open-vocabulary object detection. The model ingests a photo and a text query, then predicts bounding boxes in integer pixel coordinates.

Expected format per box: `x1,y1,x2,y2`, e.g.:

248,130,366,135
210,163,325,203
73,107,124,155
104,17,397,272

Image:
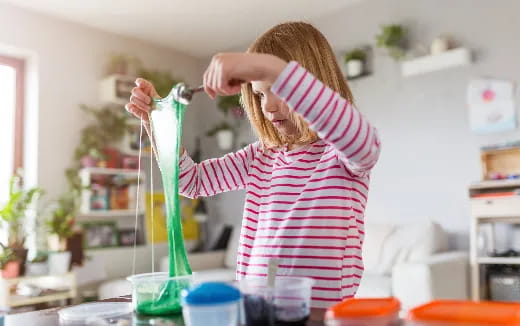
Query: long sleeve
271,61,381,176
178,142,258,198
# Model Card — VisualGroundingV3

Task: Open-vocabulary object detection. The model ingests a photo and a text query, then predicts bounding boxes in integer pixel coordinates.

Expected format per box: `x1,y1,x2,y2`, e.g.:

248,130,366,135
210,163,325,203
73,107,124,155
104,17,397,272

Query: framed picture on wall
82,221,119,249
119,228,140,246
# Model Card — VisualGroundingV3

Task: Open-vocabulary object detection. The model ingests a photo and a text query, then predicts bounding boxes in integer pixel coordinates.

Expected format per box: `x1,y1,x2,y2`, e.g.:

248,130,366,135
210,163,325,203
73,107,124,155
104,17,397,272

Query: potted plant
0,244,20,278
207,122,234,150
206,95,244,150
376,24,407,61
0,173,43,275
45,193,77,275
26,252,48,276
344,48,367,78
75,105,129,169
46,194,77,252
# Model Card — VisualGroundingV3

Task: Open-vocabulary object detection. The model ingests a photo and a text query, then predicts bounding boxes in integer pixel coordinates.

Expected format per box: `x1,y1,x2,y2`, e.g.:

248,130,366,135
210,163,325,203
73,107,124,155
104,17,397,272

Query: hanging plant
376,24,407,61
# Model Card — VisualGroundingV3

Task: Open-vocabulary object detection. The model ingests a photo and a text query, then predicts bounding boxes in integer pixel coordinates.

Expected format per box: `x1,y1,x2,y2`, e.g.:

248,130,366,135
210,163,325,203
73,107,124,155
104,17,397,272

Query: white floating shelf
401,48,471,77
477,257,520,265
469,178,520,190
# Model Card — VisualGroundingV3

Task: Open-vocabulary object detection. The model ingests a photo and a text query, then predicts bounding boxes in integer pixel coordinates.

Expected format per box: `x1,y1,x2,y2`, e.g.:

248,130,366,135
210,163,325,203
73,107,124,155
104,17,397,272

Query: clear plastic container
58,302,132,325
182,282,242,326
240,276,315,325
407,300,520,326
127,272,192,316
325,297,401,326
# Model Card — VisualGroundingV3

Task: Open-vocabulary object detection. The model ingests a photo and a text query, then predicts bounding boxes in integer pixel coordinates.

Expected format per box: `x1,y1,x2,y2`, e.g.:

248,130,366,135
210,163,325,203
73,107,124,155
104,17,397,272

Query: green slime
136,85,192,316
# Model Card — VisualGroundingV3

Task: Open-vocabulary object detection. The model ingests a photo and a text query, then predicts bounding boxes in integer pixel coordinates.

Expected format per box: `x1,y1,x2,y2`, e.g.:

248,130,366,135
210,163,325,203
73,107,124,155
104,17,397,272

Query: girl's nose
263,95,280,114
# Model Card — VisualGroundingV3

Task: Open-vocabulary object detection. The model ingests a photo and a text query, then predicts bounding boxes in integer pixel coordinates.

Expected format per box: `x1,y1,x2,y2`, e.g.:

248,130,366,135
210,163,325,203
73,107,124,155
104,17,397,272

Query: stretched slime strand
138,84,192,315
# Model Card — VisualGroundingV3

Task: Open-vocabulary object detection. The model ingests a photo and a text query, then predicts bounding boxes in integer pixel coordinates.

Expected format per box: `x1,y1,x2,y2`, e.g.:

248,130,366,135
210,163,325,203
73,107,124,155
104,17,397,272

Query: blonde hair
241,21,354,149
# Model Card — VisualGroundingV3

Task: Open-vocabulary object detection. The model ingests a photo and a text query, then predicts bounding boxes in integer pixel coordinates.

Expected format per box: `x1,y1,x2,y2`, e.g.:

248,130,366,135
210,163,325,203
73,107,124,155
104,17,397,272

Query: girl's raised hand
203,52,287,98
125,78,159,123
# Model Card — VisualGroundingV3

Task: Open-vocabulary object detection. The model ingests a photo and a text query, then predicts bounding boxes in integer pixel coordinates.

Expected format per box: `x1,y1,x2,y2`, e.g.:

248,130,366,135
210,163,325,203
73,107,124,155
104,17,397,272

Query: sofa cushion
362,223,396,275
356,273,392,298
363,220,448,276
225,225,241,269
383,221,448,272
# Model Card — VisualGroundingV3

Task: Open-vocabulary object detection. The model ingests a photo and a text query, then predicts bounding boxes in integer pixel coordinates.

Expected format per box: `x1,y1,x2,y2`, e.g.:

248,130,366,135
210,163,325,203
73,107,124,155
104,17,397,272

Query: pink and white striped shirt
178,61,380,309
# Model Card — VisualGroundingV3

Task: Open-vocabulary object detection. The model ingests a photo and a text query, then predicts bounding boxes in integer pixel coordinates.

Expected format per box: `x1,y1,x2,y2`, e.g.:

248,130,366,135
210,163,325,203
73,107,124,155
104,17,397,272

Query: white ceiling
2,0,361,58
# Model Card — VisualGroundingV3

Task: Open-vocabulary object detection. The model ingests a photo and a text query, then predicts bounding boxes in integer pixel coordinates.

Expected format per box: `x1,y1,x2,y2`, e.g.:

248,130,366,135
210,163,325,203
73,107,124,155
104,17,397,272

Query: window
0,55,24,204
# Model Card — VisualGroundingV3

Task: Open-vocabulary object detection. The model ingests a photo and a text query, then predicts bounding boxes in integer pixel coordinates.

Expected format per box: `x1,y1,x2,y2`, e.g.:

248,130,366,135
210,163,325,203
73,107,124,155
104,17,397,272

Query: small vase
346,60,364,78
48,251,71,275
26,262,49,276
431,37,449,55
217,130,234,150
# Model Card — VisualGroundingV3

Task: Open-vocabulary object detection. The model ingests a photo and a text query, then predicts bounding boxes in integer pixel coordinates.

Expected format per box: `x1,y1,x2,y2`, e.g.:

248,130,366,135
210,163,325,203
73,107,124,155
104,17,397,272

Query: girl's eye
258,93,265,99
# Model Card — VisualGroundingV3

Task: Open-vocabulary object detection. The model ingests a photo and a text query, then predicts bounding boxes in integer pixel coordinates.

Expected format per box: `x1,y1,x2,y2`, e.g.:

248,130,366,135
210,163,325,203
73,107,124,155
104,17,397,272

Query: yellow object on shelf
145,193,168,243
145,193,200,243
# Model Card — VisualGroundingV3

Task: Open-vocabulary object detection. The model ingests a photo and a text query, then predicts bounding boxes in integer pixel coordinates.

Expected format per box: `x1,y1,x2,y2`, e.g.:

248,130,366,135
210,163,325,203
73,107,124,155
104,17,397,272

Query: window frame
0,55,25,173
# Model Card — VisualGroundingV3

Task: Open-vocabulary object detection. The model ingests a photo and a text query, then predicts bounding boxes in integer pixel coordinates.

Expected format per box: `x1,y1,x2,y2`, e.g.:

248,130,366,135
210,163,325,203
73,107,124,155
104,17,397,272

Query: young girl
126,22,380,311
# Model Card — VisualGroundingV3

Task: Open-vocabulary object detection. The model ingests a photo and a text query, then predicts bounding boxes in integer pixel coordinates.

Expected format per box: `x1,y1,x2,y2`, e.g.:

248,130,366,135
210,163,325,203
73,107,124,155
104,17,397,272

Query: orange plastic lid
408,300,520,325
325,297,401,319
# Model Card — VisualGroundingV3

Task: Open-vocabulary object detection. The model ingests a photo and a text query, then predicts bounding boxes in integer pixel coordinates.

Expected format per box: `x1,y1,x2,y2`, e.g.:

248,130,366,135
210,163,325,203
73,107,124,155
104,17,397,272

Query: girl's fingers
131,87,151,104
125,103,149,121
202,68,213,99
130,95,150,112
215,61,224,93
206,63,217,99
135,78,159,98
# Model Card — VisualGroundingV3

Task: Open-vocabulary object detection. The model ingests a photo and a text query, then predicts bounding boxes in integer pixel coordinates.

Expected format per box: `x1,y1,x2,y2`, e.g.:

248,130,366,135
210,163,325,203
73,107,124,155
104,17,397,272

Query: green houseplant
46,193,77,252
376,24,407,61
344,48,367,63
0,173,43,275
0,173,43,249
206,95,244,150
75,104,130,165
344,48,367,78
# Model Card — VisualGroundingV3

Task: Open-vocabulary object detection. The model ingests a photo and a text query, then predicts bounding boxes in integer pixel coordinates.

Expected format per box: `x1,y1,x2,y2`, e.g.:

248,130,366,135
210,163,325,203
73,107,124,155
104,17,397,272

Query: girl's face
251,80,298,137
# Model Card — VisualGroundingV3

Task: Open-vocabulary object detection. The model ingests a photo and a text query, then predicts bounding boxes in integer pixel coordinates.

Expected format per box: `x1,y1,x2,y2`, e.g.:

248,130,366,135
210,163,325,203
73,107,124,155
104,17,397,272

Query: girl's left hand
203,52,287,98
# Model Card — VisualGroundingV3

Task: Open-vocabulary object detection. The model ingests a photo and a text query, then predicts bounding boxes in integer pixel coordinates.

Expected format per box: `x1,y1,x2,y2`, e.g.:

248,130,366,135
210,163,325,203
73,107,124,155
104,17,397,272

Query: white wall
196,0,520,249
0,3,204,202
317,0,520,248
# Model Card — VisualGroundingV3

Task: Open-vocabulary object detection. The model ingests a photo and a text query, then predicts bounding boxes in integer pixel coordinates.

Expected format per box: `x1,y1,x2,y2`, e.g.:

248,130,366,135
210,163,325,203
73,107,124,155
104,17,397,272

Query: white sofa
159,220,468,310
357,220,468,309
